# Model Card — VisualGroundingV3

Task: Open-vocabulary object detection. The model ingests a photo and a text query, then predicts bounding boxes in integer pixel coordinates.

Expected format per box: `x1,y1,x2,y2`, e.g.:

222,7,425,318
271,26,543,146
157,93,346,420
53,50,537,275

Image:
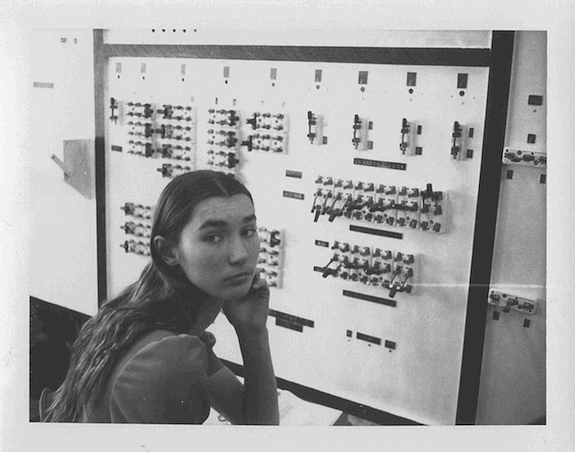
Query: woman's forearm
236,328,279,425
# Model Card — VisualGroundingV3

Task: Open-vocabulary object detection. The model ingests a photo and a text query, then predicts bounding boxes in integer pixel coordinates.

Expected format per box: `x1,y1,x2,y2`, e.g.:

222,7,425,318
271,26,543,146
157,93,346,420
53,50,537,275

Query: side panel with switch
476,31,546,425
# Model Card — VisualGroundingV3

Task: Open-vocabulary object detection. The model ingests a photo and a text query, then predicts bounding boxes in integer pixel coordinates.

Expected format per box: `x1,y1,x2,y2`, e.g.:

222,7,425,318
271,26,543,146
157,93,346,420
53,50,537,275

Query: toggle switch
487,290,537,315
109,97,119,124
307,111,325,145
351,114,372,150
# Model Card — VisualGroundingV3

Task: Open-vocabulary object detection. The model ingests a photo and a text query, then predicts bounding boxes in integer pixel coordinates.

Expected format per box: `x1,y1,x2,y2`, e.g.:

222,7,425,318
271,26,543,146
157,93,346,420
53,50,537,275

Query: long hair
43,170,254,422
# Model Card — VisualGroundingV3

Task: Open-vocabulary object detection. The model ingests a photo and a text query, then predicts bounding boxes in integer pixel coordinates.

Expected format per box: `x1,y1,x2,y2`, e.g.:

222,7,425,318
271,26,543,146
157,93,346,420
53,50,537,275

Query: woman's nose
228,236,250,265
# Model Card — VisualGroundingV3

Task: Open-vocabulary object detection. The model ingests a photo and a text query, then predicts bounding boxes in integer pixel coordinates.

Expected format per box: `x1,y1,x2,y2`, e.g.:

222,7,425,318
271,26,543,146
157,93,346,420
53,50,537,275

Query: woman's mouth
225,271,253,286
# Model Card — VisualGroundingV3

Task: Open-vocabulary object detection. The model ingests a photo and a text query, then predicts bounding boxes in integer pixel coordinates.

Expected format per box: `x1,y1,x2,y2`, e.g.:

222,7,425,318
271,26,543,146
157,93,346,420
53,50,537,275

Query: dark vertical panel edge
456,31,515,425
94,29,107,306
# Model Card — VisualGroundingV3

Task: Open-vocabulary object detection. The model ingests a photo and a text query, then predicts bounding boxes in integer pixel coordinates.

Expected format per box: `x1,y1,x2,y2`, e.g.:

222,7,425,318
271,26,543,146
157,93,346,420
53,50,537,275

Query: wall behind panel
476,31,547,425
29,29,98,316
104,31,496,425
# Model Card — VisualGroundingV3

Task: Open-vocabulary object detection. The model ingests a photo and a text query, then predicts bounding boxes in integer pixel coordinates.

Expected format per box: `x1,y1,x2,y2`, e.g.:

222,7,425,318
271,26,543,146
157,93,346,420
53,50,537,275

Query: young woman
40,170,279,424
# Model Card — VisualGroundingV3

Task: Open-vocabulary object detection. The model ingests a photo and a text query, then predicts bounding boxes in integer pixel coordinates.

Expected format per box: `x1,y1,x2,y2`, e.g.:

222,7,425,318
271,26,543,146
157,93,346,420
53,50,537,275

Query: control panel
104,33,494,425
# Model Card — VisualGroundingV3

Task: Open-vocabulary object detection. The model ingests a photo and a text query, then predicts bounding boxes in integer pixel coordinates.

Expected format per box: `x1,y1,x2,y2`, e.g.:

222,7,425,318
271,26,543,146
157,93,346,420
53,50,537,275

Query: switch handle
51,154,70,177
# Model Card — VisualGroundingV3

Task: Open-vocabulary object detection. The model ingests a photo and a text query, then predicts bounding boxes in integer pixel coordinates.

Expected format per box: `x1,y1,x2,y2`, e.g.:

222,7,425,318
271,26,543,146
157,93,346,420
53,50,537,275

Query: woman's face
174,194,260,300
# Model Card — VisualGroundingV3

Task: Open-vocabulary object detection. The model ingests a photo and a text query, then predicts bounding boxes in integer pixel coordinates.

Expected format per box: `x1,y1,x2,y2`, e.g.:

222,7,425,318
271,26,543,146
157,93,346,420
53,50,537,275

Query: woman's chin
210,281,252,301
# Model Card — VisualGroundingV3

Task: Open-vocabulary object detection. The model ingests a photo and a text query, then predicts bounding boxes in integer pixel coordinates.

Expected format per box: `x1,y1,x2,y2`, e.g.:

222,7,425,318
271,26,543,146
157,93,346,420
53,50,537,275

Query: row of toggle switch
121,221,151,239
503,148,547,168
312,176,446,233
318,240,416,298
257,227,284,288
125,102,196,122
158,163,195,178
120,202,153,257
120,239,150,257
116,101,472,160
120,202,153,220
127,141,195,161
207,108,241,174
119,101,199,178
113,100,199,172
245,112,288,154
246,112,288,132
128,122,195,142
352,115,474,159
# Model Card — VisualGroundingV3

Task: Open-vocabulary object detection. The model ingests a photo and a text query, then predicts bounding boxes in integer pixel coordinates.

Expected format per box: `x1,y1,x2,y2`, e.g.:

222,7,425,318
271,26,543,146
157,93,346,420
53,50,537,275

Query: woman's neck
188,296,225,335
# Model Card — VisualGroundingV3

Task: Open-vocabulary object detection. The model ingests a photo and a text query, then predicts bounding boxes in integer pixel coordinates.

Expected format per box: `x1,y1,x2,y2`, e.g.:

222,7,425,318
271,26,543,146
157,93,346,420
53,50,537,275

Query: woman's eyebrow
198,214,257,230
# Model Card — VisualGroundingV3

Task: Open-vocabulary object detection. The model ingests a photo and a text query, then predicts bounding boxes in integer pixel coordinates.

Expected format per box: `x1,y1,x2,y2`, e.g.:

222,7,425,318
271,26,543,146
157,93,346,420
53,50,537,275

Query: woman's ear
153,236,179,266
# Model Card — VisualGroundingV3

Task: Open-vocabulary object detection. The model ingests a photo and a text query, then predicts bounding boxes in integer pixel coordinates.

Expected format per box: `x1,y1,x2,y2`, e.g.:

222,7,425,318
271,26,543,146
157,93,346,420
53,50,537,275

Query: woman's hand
222,270,270,338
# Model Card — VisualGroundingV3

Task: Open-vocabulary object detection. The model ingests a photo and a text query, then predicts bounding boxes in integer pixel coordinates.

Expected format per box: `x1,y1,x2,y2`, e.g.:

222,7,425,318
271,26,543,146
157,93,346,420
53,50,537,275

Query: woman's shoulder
109,330,215,423
126,330,213,368
112,331,213,394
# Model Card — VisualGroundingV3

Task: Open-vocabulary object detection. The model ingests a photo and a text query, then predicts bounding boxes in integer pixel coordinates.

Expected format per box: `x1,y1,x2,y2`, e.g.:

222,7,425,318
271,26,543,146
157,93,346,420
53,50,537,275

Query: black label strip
33,82,55,89
315,240,330,248
276,318,303,332
111,145,123,152
286,170,303,179
384,340,397,350
350,225,403,240
356,332,382,345
343,290,397,308
354,158,407,171
283,190,305,200
269,309,314,328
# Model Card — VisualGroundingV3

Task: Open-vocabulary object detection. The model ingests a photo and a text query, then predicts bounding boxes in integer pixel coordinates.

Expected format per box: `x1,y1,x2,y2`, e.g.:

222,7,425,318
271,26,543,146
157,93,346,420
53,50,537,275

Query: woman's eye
205,234,222,243
243,228,257,238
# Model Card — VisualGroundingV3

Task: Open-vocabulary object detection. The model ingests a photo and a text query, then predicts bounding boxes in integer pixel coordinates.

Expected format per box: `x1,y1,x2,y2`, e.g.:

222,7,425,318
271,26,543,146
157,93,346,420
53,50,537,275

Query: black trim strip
94,29,108,306
343,289,397,308
220,359,421,425
103,44,490,67
353,158,407,171
350,225,403,240
275,318,303,332
356,332,382,345
455,31,515,425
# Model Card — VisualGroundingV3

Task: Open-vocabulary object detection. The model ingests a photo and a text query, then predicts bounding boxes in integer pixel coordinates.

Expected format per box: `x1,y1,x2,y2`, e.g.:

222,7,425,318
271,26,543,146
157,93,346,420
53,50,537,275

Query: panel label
285,170,303,179
528,95,543,106
384,340,397,350
356,332,381,345
276,318,303,332
315,240,330,248
354,158,407,171
269,309,314,328
283,190,305,200
33,82,55,89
